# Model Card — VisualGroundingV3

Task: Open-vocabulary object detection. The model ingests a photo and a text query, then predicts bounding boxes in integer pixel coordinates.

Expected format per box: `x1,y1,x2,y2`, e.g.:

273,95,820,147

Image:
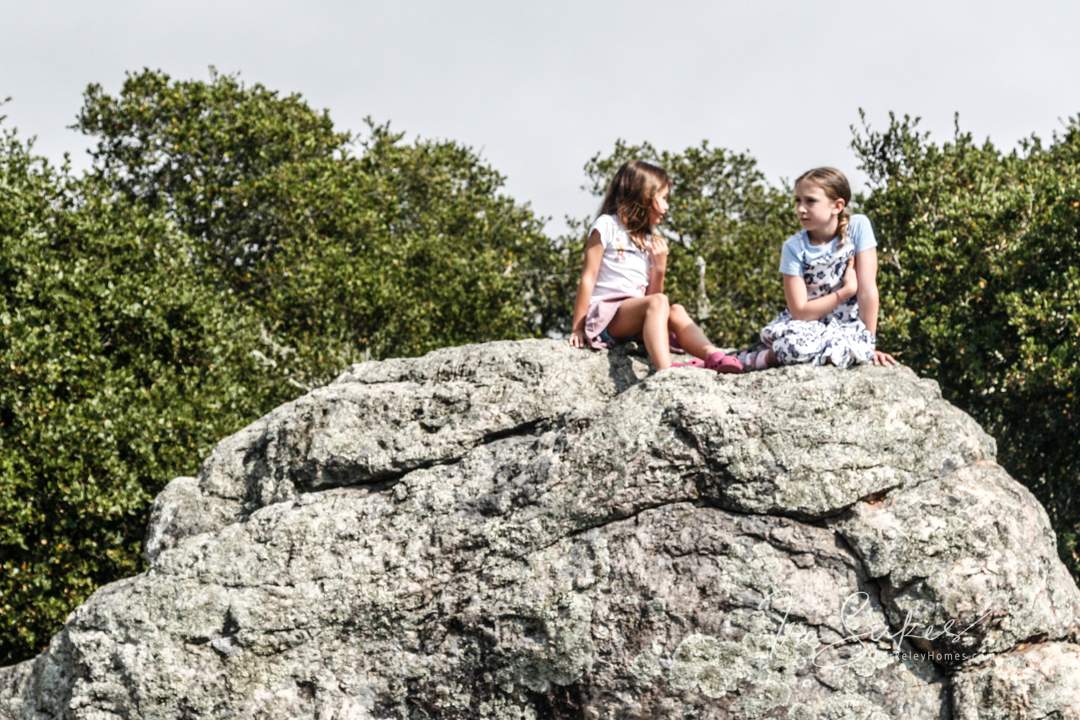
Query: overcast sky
3,1,1078,235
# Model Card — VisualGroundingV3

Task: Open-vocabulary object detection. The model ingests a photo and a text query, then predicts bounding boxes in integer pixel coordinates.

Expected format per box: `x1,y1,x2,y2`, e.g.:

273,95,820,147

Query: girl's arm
644,235,669,295
853,248,897,365
853,249,880,333
569,230,605,347
783,261,858,321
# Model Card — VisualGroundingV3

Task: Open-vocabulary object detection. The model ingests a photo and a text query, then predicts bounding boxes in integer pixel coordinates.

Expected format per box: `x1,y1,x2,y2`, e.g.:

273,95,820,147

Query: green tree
77,70,559,384
0,121,294,663
853,111,1080,578
247,121,559,382
75,67,350,284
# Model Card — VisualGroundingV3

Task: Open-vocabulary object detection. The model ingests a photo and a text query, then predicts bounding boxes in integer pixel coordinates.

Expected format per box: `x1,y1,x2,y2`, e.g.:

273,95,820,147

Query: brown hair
795,167,851,246
597,160,671,251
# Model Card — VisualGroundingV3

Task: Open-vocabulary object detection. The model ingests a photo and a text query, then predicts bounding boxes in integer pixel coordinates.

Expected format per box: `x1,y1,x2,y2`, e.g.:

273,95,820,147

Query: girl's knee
647,293,670,312
669,303,690,324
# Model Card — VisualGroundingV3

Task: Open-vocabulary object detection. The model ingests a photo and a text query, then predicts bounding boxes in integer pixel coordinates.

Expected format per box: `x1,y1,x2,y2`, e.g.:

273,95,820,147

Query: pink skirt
583,294,637,349
583,293,689,353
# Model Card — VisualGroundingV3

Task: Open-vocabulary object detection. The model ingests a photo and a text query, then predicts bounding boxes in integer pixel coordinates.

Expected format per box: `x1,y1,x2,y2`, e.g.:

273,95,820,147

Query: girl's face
794,180,843,235
649,185,670,226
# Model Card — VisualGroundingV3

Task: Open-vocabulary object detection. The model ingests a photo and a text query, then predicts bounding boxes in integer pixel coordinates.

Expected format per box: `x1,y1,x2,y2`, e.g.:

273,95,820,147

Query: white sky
3,0,1078,235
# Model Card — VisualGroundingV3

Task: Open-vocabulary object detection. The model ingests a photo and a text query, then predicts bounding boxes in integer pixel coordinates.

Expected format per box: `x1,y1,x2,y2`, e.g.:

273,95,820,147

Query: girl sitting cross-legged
738,166,897,370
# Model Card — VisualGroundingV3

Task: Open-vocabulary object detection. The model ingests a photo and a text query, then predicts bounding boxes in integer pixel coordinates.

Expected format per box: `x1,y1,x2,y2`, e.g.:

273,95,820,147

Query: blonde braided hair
796,167,852,247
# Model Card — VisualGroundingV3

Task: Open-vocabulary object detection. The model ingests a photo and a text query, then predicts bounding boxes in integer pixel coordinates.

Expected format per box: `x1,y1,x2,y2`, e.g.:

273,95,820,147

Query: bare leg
607,294,672,369
668,304,721,359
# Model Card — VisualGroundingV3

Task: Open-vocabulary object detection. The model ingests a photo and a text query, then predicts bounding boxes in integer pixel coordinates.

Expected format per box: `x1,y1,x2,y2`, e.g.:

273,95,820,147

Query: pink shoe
705,351,744,374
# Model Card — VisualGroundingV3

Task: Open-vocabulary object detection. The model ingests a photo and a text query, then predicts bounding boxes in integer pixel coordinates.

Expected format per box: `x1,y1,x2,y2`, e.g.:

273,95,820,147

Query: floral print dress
760,241,876,368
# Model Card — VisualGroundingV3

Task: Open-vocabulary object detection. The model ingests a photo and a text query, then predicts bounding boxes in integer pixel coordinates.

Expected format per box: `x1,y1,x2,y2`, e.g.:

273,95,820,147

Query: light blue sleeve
850,214,878,253
779,236,803,276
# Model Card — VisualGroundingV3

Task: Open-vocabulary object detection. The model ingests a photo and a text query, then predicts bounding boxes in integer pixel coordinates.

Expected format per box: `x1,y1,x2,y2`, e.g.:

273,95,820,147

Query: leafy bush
0,126,290,662
77,70,558,382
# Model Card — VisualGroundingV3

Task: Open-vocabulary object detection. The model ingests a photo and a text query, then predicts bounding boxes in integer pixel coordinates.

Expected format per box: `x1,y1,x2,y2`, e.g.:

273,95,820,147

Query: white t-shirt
589,214,651,301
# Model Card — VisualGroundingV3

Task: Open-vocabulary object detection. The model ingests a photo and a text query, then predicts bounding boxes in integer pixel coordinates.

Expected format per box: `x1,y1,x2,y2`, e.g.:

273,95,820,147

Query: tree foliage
247,122,558,382
77,69,557,383
0,125,290,662
76,68,349,281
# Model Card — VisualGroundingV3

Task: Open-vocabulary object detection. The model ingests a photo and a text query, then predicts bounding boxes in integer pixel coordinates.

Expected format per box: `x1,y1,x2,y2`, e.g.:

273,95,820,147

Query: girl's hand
872,349,897,366
569,329,588,348
647,235,669,272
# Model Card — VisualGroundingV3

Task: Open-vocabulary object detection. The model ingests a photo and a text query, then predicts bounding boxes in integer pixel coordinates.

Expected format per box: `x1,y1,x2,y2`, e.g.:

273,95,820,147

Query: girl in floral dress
739,167,880,370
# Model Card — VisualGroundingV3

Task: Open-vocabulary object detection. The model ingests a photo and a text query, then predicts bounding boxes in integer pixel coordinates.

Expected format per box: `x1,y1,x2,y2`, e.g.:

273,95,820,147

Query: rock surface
2,339,1078,719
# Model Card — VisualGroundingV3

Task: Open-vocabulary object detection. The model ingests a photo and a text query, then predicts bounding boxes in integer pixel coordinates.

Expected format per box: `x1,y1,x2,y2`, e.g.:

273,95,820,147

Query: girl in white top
568,160,742,373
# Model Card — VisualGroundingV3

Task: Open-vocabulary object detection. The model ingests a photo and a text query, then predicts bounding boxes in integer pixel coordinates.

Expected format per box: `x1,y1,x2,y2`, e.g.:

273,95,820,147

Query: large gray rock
836,462,1080,661
2,339,1078,718
952,641,1080,719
